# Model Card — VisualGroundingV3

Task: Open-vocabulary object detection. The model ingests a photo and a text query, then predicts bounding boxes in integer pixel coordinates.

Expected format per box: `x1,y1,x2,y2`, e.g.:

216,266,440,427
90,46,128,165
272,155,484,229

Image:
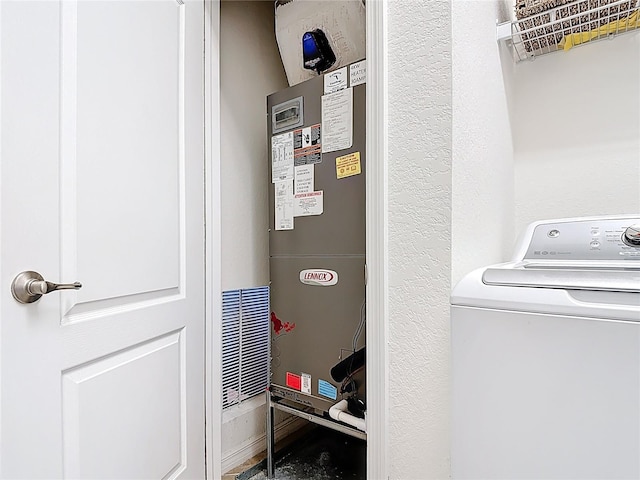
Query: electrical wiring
352,299,366,352
339,297,366,395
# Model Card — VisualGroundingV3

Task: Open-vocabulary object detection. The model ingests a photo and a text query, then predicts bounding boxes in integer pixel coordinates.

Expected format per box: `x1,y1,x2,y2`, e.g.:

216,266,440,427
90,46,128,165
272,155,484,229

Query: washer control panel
524,217,640,261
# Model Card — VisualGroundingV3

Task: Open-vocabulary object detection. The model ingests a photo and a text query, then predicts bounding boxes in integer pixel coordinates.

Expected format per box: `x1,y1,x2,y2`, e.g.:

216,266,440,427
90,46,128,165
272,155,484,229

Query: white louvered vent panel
240,286,270,400
222,290,241,409
221,286,270,409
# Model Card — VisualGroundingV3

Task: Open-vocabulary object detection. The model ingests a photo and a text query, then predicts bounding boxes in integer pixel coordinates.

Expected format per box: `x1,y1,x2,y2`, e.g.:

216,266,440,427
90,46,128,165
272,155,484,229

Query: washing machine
451,215,640,479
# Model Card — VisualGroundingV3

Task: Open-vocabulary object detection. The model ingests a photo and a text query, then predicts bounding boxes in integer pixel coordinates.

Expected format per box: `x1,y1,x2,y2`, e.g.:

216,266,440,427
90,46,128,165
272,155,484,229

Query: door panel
64,0,182,309
269,256,366,402
62,331,184,479
267,79,366,257
0,1,205,477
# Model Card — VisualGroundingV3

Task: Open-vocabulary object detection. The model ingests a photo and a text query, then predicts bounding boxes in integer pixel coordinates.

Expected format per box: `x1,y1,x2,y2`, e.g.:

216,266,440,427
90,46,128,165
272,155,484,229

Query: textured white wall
452,3,639,279
387,1,452,478
512,33,640,233
452,0,516,288
221,0,287,292
387,2,638,479
220,0,288,463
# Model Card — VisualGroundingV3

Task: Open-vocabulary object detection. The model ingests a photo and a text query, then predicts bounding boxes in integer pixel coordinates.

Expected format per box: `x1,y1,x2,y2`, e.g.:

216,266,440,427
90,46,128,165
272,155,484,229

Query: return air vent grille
222,286,270,409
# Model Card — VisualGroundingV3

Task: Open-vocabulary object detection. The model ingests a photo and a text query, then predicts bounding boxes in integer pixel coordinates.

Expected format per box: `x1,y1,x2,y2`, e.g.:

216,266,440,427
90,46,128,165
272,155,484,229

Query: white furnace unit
451,215,640,479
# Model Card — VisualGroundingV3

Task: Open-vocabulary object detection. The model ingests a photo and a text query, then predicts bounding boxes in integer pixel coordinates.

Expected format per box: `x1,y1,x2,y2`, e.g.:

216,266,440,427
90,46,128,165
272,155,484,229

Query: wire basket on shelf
513,0,639,58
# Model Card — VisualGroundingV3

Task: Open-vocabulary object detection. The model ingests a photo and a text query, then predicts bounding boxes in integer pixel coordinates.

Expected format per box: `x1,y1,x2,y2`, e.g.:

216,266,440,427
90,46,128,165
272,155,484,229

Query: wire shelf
497,0,640,61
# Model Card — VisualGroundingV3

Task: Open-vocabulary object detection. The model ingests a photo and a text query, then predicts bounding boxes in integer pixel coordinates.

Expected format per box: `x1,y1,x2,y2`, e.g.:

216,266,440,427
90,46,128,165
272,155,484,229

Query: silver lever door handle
11,271,82,304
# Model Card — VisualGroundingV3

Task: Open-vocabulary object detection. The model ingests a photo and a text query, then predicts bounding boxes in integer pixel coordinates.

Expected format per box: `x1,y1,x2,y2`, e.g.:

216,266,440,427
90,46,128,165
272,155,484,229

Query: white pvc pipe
328,399,366,432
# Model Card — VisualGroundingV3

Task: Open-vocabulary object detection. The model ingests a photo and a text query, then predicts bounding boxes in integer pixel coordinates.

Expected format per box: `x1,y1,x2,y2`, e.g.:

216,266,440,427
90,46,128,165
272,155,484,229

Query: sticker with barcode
301,373,311,394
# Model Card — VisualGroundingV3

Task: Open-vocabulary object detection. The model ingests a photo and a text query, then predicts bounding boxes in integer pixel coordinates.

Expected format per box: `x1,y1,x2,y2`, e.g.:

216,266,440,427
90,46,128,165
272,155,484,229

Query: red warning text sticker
286,372,302,391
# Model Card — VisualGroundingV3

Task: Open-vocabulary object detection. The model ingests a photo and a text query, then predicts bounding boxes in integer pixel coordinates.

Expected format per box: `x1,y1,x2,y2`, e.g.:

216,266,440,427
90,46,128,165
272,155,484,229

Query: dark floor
238,426,366,480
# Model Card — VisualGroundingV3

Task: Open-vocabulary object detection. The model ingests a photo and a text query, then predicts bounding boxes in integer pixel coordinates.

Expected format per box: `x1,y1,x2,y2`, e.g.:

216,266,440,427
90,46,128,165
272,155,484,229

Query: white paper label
349,60,366,87
301,373,311,394
323,66,348,94
294,164,314,195
275,180,294,230
294,190,323,217
321,88,353,153
271,132,294,183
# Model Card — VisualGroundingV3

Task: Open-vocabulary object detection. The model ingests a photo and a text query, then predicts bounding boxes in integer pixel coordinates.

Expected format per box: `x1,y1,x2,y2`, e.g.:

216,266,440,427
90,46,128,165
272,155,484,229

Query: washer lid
483,262,640,293
452,266,640,322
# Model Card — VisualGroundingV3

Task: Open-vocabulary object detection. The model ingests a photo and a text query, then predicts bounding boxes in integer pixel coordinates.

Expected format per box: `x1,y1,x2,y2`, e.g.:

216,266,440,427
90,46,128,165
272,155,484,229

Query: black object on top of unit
302,29,336,74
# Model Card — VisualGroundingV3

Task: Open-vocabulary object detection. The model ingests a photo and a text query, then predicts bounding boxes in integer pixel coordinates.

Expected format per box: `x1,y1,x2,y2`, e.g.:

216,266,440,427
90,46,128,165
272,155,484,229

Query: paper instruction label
294,165,314,195
349,60,366,87
294,191,323,217
301,373,311,394
324,66,348,94
336,152,361,179
271,132,294,183
275,180,294,230
321,88,353,153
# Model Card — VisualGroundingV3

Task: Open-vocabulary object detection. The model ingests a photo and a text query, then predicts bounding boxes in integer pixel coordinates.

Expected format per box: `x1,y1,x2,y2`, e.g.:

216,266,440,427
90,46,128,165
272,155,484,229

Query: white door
0,0,206,478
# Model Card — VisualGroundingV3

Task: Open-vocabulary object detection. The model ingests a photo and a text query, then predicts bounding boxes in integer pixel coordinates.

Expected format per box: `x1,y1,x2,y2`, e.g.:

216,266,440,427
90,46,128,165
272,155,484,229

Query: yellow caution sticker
336,152,361,179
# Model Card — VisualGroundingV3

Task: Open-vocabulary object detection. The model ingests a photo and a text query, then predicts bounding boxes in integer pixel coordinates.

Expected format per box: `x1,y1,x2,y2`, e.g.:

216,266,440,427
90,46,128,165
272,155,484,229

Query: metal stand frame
266,391,276,478
265,388,366,479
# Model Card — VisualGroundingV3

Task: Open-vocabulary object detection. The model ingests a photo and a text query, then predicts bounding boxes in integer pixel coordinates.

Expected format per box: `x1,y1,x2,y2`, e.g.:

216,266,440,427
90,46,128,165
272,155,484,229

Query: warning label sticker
336,152,361,179
294,124,322,166
286,372,302,391
294,190,323,217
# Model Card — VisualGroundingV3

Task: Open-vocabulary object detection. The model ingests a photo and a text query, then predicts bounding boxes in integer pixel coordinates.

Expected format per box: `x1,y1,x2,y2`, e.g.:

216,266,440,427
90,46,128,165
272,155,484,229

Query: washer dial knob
622,224,640,247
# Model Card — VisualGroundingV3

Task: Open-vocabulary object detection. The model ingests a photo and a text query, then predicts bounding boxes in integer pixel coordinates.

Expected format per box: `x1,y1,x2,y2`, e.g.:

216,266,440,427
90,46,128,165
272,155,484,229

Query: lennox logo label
299,269,338,286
